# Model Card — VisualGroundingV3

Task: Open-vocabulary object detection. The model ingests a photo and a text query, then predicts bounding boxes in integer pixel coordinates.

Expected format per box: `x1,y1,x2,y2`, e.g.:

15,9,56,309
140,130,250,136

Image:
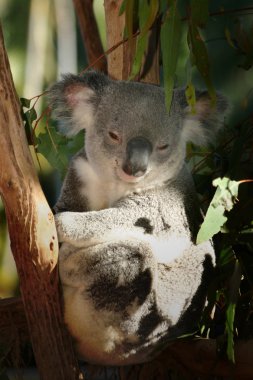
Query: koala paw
54,211,92,246
54,212,76,243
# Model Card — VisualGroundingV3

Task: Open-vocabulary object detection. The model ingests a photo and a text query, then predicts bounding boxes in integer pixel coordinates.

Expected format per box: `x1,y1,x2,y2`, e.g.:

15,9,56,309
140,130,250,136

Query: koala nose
122,137,153,177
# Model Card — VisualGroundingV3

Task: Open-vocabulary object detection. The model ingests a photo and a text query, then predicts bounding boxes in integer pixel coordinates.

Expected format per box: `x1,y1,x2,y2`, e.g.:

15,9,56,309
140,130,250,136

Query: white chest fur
74,156,132,210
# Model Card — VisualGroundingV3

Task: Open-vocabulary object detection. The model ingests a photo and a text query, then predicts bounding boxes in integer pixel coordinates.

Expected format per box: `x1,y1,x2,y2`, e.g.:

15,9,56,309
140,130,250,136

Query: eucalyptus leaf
225,260,242,363
20,97,31,108
225,28,236,49
187,22,216,104
129,33,149,79
125,0,134,40
197,177,240,243
25,107,37,125
139,0,159,37
225,302,236,362
129,0,150,79
185,82,196,111
212,177,239,211
22,107,37,145
161,0,182,110
36,127,84,178
118,0,126,16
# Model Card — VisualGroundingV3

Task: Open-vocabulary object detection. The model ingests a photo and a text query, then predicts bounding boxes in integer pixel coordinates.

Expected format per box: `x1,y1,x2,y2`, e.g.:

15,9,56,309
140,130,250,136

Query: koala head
49,71,228,188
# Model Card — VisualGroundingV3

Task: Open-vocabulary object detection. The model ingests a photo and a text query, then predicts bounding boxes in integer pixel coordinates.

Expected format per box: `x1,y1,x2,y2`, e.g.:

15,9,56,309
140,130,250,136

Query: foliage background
1,0,253,377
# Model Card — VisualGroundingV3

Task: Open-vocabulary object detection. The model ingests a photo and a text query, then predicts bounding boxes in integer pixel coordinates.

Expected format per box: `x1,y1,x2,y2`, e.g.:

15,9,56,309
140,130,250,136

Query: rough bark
104,0,135,80
0,24,82,380
72,0,107,72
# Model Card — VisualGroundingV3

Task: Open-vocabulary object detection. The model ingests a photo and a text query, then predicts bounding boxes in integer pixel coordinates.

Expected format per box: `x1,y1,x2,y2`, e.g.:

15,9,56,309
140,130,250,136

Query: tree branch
72,0,107,73
0,24,82,380
104,0,136,80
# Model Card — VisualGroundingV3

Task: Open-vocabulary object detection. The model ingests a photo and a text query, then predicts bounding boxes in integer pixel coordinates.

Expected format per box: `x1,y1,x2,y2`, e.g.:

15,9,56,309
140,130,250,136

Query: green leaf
161,0,182,110
119,0,126,16
190,0,209,28
37,127,68,176
125,0,134,40
129,33,149,79
129,0,159,79
197,177,240,243
21,107,37,145
20,97,31,108
36,127,84,178
212,177,239,211
187,22,216,104
25,107,37,125
225,28,236,49
225,260,242,363
185,82,196,112
218,246,236,267
129,0,150,79
225,302,236,362
139,0,159,37
197,204,227,243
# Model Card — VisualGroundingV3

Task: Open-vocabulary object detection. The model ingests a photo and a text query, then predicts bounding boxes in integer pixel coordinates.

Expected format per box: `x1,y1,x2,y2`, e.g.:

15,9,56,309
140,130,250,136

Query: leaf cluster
122,0,215,110
121,0,253,363
190,118,253,363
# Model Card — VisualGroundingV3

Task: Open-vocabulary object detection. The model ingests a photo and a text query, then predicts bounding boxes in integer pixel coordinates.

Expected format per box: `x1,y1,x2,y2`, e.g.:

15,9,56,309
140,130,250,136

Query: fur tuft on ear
48,70,110,137
182,91,229,147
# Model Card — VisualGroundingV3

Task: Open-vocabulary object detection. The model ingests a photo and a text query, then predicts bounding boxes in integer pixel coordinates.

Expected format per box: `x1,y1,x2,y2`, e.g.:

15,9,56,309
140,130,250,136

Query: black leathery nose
122,137,153,177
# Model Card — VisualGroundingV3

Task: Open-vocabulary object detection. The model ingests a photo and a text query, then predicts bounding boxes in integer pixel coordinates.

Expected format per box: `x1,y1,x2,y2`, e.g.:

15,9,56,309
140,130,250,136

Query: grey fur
49,71,228,365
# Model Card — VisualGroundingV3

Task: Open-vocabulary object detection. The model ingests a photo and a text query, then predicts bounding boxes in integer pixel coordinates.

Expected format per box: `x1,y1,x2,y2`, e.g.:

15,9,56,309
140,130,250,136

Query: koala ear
181,91,229,146
48,71,110,136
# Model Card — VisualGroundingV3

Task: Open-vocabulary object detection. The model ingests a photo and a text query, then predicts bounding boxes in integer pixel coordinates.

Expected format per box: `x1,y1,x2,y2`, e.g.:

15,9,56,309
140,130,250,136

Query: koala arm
55,197,146,246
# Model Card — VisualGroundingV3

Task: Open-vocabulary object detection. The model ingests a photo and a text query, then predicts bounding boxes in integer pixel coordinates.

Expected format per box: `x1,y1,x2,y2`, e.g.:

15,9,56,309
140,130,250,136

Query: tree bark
72,0,107,73
104,0,135,80
0,24,82,380
104,0,160,83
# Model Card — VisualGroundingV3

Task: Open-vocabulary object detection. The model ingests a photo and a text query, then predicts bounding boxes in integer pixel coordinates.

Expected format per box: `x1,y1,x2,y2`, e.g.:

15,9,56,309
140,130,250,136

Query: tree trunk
104,0,135,80
72,0,107,73
104,0,160,84
0,24,82,380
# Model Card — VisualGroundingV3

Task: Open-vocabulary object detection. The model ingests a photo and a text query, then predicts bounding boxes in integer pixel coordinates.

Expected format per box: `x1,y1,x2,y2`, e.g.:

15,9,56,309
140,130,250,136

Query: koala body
49,72,227,365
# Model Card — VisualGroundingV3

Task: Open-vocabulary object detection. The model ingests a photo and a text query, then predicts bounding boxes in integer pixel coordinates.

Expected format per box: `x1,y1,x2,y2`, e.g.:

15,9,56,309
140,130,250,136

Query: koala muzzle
123,137,153,177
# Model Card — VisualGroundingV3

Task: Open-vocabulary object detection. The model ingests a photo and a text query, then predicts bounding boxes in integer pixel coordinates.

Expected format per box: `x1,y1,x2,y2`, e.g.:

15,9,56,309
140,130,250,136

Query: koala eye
157,144,169,151
108,131,121,143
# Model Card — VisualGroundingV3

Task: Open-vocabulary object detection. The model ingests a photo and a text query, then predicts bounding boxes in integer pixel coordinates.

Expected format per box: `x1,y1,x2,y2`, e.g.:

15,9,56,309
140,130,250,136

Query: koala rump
49,71,228,365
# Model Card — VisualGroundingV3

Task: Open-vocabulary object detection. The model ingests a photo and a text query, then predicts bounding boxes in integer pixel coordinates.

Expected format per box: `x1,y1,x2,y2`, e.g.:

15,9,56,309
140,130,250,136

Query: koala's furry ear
48,71,110,136
181,91,229,146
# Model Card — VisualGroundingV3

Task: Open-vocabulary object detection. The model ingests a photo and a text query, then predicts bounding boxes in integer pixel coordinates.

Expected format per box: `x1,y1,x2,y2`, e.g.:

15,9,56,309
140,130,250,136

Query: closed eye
108,131,121,143
157,144,169,151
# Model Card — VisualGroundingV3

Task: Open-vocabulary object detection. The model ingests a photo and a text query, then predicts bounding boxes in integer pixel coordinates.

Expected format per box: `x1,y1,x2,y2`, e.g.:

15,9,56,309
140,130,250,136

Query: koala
48,71,228,366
